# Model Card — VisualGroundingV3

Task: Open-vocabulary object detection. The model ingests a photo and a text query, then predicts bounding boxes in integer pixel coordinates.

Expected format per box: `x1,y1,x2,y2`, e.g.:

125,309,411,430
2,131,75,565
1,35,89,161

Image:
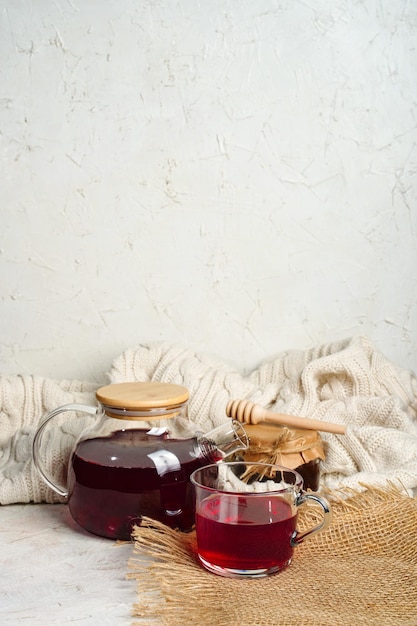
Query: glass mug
190,461,331,578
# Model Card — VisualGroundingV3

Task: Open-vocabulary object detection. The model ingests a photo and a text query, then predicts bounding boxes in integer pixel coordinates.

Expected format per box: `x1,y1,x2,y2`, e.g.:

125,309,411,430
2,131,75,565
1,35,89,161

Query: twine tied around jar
234,424,326,487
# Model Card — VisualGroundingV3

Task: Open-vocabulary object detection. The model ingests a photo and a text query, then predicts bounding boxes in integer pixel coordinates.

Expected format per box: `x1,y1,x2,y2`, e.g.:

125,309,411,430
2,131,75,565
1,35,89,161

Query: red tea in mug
195,493,296,573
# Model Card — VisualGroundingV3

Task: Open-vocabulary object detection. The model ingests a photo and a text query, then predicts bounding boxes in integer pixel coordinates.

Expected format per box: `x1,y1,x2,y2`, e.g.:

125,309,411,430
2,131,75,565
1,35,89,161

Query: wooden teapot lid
96,382,189,417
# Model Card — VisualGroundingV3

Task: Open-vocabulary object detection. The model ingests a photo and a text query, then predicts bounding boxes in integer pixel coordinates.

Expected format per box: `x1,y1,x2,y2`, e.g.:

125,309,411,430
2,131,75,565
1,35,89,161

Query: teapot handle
32,403,98,497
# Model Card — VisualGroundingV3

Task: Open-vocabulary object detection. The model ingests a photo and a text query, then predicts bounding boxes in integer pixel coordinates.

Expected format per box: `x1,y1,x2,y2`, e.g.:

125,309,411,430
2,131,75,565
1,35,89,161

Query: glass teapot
32,381,248,540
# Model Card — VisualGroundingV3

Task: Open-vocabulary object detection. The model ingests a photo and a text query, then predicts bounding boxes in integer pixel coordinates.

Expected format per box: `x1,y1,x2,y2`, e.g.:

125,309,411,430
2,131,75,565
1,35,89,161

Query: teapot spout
197,420,249,462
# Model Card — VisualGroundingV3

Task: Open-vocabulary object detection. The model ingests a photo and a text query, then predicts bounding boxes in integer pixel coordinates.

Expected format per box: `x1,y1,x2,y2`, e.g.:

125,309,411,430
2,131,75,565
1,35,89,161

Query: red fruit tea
67,429,206,539
195,493,296,575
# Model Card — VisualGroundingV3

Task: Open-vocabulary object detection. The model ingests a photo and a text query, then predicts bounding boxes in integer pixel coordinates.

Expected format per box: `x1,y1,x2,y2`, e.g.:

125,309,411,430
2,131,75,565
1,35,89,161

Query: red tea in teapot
68,428,212,539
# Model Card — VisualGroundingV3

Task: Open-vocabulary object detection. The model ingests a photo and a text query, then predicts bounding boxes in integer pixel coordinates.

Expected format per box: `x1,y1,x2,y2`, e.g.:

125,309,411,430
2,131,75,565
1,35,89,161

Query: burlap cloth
128,484,417,626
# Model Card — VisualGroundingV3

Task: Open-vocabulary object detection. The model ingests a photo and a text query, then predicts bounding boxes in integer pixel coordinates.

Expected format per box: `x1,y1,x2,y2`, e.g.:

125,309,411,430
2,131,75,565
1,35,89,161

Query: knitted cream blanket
1,336,417,505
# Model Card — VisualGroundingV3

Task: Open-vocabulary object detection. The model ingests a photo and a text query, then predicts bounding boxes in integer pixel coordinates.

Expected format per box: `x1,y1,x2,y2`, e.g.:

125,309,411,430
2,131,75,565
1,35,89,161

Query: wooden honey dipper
226,399,346,435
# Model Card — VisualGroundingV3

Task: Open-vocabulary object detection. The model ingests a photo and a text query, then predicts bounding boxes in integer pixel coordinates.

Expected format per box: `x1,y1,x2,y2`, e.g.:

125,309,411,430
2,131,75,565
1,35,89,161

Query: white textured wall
1,0,416,381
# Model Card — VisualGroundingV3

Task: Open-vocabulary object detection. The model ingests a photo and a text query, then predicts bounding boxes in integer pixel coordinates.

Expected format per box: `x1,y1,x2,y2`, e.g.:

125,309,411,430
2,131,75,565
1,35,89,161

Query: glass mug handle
291,492,332,546
32,403,98,497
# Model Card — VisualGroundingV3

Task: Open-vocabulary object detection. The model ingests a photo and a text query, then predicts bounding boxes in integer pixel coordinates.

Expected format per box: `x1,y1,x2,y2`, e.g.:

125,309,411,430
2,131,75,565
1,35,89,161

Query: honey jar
234,423,325,491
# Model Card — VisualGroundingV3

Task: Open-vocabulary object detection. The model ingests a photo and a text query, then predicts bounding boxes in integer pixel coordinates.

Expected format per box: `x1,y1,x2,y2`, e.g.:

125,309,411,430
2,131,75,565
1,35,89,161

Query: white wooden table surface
0,503,143,626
